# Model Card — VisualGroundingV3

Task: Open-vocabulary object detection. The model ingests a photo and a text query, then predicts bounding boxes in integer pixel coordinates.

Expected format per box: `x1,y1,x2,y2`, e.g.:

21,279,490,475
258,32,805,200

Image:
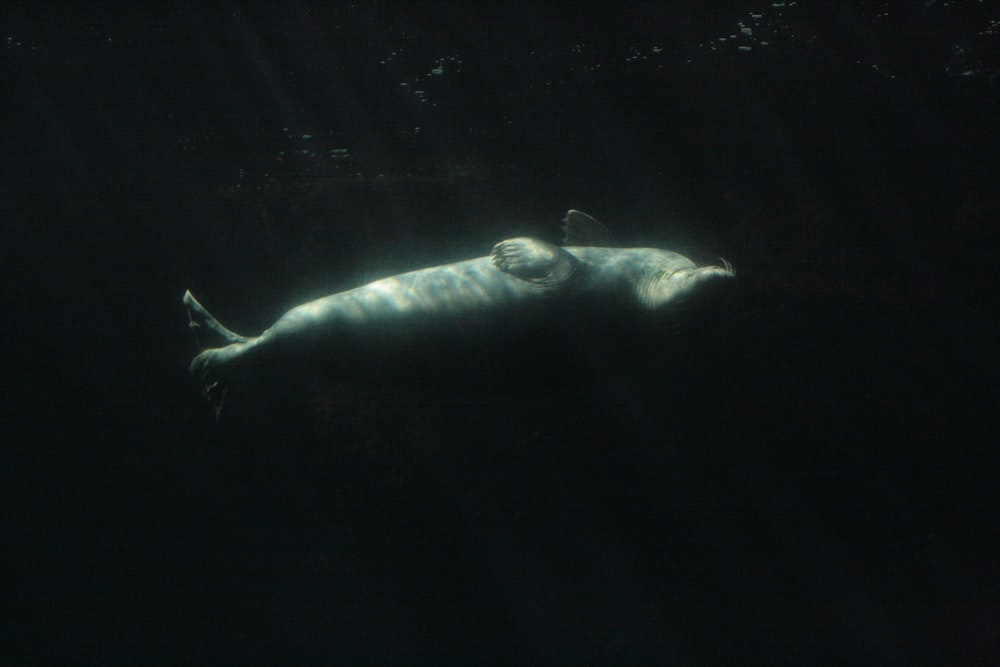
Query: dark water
4,3,999,663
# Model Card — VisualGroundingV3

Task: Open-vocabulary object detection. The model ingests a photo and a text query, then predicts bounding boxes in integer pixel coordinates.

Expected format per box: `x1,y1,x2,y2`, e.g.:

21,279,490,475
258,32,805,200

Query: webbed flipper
183,290,248,421
183,290,251,348
490,237,579,287
561,209,614,246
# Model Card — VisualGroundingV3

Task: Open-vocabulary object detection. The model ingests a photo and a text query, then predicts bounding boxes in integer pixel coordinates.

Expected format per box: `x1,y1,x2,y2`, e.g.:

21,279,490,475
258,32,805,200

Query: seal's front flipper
561,210,614,246
490,237,578,287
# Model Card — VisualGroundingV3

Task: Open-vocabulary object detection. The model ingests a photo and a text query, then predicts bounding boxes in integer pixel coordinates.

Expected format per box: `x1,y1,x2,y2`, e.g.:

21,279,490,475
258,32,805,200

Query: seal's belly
305,257,546,328
354,257,542,315
270,246,695,341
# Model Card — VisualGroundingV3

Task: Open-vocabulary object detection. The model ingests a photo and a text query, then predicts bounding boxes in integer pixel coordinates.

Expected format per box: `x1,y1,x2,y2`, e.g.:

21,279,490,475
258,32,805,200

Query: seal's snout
679,262,735,292
693,262,736,302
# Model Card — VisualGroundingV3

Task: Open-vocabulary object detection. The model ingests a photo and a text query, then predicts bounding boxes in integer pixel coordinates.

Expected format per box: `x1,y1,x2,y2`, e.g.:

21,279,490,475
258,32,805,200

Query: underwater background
4,2,999,662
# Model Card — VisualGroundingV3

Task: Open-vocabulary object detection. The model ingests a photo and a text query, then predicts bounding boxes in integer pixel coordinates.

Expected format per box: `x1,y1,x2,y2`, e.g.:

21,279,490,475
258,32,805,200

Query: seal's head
639,259,735,311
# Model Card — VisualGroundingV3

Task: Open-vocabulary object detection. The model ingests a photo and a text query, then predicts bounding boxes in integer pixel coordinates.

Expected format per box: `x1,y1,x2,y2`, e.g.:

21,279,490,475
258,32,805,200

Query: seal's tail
183,290,248,420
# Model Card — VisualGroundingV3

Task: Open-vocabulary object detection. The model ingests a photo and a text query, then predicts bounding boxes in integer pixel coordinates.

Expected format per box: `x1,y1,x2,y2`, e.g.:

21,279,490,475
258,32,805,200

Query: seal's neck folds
638,260,735,310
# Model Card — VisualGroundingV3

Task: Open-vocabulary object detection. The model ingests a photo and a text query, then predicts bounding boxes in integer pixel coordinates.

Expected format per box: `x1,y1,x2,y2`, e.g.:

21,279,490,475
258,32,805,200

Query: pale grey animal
184,210,733,414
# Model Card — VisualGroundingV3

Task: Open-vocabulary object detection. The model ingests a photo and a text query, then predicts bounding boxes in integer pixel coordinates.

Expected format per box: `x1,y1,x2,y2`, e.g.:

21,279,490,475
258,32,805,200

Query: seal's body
184,211,733,408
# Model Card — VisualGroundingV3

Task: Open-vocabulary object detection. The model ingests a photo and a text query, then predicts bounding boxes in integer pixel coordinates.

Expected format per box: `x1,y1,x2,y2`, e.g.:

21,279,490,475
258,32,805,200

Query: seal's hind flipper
183,290,247,421
204,381,228,422
183,290,251,349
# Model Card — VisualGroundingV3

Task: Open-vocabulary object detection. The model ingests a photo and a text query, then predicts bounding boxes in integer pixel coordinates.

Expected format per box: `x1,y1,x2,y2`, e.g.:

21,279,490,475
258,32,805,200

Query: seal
184,210,733,413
